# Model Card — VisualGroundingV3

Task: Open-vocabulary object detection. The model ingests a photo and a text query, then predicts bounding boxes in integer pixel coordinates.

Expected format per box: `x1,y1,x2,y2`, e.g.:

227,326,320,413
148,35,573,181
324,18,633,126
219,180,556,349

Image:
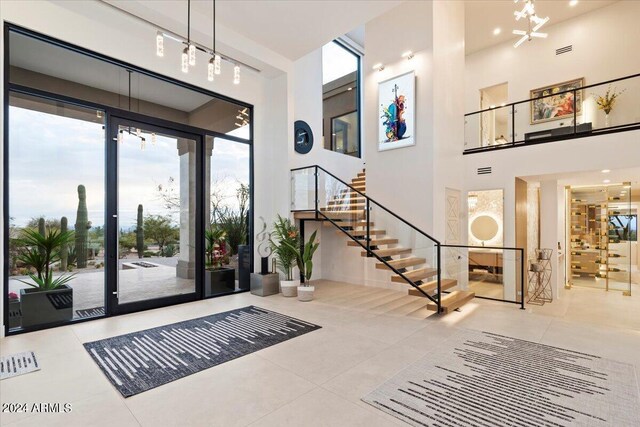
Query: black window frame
3,23,255,336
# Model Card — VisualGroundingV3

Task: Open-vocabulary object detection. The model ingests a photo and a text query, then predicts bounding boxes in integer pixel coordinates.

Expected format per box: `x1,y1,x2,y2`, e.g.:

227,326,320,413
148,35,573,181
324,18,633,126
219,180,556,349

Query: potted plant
270,215,300,297
8,292,21,329
17,228,75,327
204,225,235,296
284,230,319,302
593,85,625,127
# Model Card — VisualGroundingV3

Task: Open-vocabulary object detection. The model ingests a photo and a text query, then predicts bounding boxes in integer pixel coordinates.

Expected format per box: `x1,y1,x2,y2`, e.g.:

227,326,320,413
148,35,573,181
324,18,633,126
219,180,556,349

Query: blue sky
9,106,250,230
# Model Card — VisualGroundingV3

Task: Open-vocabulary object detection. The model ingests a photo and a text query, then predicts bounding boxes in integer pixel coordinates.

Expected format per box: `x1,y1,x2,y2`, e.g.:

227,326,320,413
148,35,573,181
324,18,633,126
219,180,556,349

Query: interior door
107,116,202,315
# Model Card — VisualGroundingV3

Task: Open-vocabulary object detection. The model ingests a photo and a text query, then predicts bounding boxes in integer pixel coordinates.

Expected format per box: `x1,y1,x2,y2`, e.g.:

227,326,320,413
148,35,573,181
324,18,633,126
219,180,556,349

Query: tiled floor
1,279,639,426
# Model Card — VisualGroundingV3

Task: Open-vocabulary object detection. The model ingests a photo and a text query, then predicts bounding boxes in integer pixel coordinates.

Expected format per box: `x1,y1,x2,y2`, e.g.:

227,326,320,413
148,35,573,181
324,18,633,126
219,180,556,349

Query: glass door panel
7,92,106,332
113,118,199,309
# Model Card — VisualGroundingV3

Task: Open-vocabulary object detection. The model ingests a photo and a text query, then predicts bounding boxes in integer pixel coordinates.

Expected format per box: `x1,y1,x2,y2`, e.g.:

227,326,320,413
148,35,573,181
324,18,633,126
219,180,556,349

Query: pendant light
207,0,220,82
156,31,164,57
187,0,196,66
233,65,240,85
119,70,148,150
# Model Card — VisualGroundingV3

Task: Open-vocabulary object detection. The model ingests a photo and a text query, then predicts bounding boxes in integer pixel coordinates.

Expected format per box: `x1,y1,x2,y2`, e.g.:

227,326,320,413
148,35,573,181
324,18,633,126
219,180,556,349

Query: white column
176,139,196,279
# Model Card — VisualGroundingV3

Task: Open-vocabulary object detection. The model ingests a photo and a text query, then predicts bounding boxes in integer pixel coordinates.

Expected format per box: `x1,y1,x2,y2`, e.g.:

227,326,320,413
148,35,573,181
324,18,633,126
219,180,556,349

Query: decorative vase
297,285,315,302
604,113,610,128
280,279,299,297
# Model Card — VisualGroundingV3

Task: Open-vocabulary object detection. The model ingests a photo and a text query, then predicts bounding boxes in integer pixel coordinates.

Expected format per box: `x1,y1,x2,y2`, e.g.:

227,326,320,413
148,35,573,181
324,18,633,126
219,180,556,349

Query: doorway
108,117,203,315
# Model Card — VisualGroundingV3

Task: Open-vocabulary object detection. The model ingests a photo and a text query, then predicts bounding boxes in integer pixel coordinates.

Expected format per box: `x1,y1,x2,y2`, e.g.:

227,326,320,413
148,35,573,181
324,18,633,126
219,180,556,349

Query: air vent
477,167,492,175
556,45,572,55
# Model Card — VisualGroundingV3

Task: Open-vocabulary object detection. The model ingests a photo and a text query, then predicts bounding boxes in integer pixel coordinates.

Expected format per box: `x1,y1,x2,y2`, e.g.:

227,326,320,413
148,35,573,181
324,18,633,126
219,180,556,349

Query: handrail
319,211,439,304
292,165,441,245
441,244,525,310
464,72,640,117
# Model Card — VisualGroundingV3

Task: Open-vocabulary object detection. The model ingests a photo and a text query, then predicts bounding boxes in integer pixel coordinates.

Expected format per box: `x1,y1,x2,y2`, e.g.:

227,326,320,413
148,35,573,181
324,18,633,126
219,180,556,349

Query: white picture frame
378,71,415,151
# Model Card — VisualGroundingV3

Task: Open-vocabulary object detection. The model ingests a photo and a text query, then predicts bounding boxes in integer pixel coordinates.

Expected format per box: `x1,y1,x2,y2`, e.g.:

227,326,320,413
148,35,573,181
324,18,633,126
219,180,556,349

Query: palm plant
17,228,75,291
283,230,319,286
205,225,228,269
269,215,299,280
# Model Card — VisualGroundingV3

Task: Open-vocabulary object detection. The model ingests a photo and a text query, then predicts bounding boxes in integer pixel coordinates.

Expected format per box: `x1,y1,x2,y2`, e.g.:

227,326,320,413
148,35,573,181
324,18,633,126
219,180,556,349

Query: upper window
322,41,360,158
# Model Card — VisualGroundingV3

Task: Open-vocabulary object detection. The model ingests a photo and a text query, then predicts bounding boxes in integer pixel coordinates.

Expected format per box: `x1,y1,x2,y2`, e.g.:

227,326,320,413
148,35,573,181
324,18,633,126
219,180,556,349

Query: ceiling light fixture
513,0,549,48
372,63,385,71
603,179,611,184
569,0,579,6
401,50,414,60
493,27,501,36
601,169,611,173
149,0,250,84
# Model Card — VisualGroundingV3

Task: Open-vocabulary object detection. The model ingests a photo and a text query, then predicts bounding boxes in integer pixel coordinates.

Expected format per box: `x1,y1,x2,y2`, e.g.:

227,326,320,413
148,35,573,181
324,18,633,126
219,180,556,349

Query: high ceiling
465,0,618,55
104,0,400,62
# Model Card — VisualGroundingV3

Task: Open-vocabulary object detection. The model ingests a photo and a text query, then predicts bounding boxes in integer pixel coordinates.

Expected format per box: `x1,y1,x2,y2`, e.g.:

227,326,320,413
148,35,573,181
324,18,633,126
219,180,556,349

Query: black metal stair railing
291,165,442,312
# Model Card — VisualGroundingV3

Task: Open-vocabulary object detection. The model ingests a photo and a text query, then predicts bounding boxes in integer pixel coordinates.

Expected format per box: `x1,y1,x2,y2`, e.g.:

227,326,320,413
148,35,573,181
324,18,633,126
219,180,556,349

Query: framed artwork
378,71,415,151
530,77,584,124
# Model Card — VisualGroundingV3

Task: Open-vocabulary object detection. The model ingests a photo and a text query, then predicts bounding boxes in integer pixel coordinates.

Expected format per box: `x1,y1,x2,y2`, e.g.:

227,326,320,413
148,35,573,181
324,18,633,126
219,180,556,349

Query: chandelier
512,0,549,48
155,0,240,84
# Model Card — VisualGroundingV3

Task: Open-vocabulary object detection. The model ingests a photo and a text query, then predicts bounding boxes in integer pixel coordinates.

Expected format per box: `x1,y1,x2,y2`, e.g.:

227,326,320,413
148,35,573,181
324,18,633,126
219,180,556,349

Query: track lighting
401,51,414,60
372,63,384,71
214,55,221,75
234,65,240,85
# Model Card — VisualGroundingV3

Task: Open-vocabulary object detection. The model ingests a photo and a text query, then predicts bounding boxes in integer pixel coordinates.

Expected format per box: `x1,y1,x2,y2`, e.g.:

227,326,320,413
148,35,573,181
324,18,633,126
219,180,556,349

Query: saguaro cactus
60,216,68,271
136,204,144,258
75,185,89,268
38,217,46,258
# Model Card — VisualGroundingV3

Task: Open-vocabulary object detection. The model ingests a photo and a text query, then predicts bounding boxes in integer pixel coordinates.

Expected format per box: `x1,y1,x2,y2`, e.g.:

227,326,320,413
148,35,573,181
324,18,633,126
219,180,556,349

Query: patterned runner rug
363,329,640,427
84,306,320,397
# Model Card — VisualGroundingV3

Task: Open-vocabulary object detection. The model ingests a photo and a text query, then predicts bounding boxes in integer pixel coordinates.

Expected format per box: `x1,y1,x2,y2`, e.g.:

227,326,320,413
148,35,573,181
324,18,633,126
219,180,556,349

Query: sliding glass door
108,117,202,314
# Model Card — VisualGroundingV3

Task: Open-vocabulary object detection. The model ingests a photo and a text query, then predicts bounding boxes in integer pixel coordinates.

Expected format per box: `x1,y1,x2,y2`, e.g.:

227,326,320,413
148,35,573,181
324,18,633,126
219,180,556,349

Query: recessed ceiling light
601,169,610,173
489,104,496,109
603,179,611,184
347,87,353,91
569,0,579,7
493,28,501,36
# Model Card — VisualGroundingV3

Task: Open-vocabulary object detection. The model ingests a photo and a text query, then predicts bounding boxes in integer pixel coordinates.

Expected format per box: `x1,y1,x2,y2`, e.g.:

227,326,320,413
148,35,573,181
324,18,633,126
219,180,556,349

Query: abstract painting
378,71,415,151
530,77,584,124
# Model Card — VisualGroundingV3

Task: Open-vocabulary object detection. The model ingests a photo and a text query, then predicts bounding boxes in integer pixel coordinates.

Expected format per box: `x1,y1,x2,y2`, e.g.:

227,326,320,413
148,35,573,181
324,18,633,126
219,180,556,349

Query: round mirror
470,215,499,242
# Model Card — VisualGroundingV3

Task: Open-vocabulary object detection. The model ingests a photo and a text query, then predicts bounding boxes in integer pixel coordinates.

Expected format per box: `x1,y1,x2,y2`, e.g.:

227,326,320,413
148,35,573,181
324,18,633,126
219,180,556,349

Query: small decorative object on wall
592,85,625,128
293,120,314,154
530,77,584,124
378,71,415,151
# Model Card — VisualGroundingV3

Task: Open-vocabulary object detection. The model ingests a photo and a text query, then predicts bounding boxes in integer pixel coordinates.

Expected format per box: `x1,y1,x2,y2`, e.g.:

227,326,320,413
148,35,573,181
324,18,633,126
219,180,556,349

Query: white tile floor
1,279,639,426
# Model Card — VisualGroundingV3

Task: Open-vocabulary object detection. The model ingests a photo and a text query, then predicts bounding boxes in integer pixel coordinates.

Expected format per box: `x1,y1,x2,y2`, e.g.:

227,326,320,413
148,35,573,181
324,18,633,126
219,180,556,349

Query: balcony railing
464,73,640,153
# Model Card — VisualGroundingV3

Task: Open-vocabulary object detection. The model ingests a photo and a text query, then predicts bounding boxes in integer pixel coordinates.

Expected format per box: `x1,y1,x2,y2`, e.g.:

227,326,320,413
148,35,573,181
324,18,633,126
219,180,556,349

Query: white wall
466,1,640,138
0,0,291,334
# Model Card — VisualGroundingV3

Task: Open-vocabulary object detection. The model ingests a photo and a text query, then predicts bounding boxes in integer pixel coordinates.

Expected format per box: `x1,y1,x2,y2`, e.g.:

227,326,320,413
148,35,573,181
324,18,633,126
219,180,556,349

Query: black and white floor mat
75,306,106,318
84,306,320,397
0,351,40,380
363,329,640,426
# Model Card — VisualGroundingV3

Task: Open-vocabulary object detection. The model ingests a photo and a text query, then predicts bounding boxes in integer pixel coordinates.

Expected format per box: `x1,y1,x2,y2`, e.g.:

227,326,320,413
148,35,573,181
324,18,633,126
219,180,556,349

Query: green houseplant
17,227,76,327
269,215,300,297
204,225,235,296
283,230,319,302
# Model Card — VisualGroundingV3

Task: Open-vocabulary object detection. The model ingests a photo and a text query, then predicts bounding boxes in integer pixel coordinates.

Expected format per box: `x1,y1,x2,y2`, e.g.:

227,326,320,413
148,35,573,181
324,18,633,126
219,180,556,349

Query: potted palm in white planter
284,230,319,302
270,215,299,297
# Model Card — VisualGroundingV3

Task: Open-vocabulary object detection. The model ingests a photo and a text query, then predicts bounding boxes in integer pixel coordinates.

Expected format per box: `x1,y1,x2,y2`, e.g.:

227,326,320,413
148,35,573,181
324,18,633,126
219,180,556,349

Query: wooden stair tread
320,211,366,220
348,238,398,247
427,290,475,314
376,257,426,270
362,247,411,257
324,221,373,228
341,229,386,236
357,172,366,178
329,197,365,204
325,202,367,208
391,267,437,283
407,279,457,296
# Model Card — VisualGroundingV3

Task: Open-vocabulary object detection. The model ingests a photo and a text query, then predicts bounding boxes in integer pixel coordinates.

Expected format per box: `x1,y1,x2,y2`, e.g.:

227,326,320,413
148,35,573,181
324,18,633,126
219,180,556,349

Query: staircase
293,168,475,314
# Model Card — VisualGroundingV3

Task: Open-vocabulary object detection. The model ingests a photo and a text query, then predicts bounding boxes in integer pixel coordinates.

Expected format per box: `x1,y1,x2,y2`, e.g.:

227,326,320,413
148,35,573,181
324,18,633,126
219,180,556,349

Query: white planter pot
297,285,315,302
280,280,299,297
